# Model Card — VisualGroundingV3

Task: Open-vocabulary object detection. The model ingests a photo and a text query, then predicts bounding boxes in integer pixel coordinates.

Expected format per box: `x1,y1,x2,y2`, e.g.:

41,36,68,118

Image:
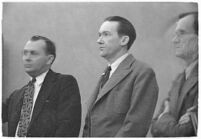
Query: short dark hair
179,11,198,35
104,16,136,50
30,35,56,63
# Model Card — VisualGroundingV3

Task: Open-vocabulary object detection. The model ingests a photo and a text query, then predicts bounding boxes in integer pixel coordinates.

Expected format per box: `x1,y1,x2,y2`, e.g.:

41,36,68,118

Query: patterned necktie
100,66,111,88
17,78,36,137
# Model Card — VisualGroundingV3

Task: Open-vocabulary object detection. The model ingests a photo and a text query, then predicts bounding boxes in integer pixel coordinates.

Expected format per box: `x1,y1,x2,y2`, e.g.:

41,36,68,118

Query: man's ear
120,35,129,46
47,55,54,65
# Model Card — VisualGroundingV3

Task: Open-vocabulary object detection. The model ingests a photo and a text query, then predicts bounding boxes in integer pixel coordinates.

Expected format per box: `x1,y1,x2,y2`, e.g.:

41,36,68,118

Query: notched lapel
95,69,132,103
28,70,57,128
177,75,198,114
14,87,27,126
169,72,185,116
95,54,135,103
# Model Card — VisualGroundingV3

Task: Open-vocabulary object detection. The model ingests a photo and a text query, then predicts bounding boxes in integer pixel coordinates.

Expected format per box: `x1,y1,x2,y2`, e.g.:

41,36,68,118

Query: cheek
181,40,197,56
107,38,119,48
104,40,114,50
187,40,198,53
34,58,48,66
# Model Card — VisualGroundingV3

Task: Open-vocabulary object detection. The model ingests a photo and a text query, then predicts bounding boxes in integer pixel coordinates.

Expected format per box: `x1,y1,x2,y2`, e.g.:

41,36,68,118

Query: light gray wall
2,2,197,136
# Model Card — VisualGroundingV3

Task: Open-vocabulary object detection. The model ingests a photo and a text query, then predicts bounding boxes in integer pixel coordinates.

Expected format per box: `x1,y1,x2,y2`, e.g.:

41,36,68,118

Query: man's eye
180,31,186,35
177,30,187,36
23,51,28,55
103,32,110,36
31,51,38,55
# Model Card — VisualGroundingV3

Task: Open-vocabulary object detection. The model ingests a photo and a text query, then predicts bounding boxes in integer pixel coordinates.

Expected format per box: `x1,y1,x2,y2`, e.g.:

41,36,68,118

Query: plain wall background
2,2,197,136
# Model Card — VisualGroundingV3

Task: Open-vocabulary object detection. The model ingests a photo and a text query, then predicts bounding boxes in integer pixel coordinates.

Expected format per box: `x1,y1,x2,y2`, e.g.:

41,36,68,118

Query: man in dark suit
151,12,198,137
83,16,159,137
2,35,81,137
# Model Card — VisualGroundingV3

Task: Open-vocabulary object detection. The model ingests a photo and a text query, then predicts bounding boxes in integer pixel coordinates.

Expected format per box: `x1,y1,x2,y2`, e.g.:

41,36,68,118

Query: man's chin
25,70,36,77
175,53,185,59
100,52,106,58
25,68,33,73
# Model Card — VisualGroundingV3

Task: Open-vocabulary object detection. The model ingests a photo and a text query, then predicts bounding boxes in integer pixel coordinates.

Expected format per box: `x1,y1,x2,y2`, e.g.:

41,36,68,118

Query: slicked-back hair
179,11,198,35
104,16,136,50
30,35,56,64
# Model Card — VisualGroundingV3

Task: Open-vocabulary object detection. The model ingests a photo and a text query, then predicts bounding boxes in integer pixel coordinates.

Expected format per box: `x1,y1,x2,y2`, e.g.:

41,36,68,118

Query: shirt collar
30,70,49,86
109,53,129,72
185,60,198,80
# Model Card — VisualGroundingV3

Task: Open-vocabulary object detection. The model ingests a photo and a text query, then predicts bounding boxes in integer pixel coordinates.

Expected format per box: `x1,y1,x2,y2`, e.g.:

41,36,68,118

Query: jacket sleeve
55,75,81,137
115,68,158,137
2,99,9,123
151,112,196,137
2,91,17,123
151,81,198,137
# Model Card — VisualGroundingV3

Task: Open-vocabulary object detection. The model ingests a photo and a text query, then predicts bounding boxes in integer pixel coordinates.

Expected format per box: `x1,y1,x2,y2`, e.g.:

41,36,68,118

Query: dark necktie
100,66,111,88
178,71,186,96
17,78,36,137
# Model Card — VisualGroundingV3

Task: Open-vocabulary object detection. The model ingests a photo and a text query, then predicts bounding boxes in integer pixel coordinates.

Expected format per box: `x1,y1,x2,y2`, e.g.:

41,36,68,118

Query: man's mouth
99,47,105,50
24,64,32,68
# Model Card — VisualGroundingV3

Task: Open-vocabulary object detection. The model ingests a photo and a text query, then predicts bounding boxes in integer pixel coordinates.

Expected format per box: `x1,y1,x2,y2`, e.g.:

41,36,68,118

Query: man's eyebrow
177,29,193,35
23,49,28,52
99,31,111,34
23,49,36,52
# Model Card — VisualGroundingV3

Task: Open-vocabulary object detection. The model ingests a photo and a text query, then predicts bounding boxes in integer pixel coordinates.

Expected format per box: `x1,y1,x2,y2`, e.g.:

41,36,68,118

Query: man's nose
172,35,180,44
97,37,104,44
23,53,31,61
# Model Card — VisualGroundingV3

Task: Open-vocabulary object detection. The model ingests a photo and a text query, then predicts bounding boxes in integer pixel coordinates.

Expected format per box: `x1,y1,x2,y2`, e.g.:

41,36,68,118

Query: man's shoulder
131,58,155,75
50,70,77,83
49,71,79,94
122,54,154,72
9,85,26,100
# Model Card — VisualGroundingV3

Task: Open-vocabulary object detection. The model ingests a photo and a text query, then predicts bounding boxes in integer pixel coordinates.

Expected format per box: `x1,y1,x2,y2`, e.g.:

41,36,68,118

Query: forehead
99,21,119,33
24,40,46,51
176,14,195,33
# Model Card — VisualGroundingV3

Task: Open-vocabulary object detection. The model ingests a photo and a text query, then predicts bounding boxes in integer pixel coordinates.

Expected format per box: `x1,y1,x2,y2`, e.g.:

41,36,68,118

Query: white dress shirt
15,70,49,136
108,53,129,78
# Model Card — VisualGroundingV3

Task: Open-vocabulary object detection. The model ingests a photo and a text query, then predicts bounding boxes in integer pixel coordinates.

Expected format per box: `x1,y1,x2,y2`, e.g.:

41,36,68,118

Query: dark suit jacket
151,63,198,137
83,54,159,137
3,69,81,137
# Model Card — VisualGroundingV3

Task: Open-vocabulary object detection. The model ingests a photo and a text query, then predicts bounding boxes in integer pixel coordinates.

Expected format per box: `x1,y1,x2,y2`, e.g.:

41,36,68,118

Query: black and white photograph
1,1,198,137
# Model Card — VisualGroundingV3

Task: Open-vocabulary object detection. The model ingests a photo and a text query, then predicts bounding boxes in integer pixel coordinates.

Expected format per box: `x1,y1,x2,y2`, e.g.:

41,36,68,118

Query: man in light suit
83,16,159,137
151,12,198,137
2,35,81,137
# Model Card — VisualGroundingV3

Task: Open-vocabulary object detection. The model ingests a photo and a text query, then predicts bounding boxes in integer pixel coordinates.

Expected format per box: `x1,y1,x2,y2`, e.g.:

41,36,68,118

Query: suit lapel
169,72,185,116
14,87,27,130
95,54,135,104
87,78,102,111
177,65,198,114
15,87,27,114
28,70,57,128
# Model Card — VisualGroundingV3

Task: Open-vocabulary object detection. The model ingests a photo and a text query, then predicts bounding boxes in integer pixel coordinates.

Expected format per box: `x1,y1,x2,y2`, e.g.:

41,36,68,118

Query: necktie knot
31,78,36,83
28,78,36,86
106,66,111,72
103,66,111,77
100,66,111,88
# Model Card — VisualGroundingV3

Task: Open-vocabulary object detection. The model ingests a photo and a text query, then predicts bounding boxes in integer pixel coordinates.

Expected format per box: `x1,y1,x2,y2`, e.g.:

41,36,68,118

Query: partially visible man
2,35,81,137
83,16,158,137
151,12,198,137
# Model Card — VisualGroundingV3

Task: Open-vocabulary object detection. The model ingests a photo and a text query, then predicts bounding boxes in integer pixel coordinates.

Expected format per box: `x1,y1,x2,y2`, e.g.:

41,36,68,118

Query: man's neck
107,50,128,64
183,56,198,67
28,68,50,78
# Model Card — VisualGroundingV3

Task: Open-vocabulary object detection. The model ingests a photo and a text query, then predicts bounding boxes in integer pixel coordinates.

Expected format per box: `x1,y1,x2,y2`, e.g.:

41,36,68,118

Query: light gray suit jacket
83,54,159,137
151,63,198,137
